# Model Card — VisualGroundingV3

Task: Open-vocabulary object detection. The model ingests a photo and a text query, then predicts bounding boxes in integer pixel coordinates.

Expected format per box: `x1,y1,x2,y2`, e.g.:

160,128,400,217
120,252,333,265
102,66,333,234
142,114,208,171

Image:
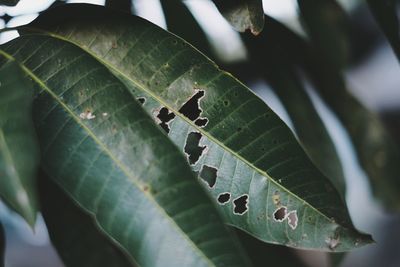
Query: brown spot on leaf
273,206,287,222
287,210,298,230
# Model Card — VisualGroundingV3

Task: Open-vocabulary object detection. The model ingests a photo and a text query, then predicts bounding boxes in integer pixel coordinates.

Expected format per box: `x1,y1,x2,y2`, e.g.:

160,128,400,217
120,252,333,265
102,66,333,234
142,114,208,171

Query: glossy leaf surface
26,4,372,251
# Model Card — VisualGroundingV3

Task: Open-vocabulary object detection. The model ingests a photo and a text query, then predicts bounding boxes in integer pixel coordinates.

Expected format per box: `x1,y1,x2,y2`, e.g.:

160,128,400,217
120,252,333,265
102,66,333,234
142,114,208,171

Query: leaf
0,221,4,267
39,173,136,267
0,57,39,226
296,1,400,210
297,0,349,71
0,38,250,266
243,30,346,196
26,4,372,251
211,0,264,35
366,0,400,60
0,0,19,6
160,0,213,58
105,0,132,13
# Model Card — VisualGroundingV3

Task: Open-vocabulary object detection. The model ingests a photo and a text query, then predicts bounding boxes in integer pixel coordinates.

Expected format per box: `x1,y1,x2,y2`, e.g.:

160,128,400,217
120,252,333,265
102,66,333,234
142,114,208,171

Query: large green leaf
211,0,264,35
0,37,250,266
25,4,372,251
0,57,39,226
39,173,136,267
0,221,4,267
367,0,400,60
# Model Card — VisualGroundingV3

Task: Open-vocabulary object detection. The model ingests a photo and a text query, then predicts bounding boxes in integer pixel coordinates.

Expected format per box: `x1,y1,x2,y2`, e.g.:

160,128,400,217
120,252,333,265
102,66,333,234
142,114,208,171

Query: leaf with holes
0,58,39,227
0,37,250,267
39,174,136,267
211,0,264,35
367,0,400,60
25,4,372,251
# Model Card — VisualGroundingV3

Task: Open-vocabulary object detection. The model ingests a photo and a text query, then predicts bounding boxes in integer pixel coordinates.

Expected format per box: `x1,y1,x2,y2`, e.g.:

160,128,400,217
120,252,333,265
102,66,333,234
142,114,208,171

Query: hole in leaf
273,206,287,222
194,118,208,127
137,97,146,105
179,90,205,121
217,192,231,205
233,194,249,215
184,132,206,165
156,107,176,133
287,210,298,230
199,165,218,188
223,100,230,106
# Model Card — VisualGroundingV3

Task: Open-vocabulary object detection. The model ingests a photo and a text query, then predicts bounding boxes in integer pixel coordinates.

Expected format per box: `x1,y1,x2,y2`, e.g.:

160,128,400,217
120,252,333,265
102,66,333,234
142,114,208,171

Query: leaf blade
0,36,250,267
27,4,372,251
0,57,39,226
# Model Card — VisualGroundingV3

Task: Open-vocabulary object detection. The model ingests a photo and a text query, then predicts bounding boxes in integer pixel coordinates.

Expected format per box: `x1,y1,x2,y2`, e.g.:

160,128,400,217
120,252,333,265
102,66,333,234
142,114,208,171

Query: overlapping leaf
0,36,250,266
0,57,39,226
39,174,136,267
24,4,372,251
211,0,264,35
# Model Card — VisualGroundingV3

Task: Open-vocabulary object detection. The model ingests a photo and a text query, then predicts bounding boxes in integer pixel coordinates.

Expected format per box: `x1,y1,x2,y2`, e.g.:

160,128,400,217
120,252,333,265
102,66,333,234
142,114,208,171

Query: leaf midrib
0,49,217,267
27,28,341,228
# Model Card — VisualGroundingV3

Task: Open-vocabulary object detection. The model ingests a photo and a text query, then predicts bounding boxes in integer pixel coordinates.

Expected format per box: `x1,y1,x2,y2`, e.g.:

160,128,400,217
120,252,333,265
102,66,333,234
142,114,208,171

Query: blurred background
0,0,399,266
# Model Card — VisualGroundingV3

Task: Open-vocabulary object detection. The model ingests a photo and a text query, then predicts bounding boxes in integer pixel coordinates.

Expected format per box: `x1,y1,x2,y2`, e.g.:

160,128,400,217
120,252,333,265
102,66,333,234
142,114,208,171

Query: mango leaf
0,0,19,6
297,1,400,210
297,0,349,71
367,0,400,60
25,4,373,251
160,0,213,58
0,37,250,267
0,221,4,267
39,173,136,267
0,57,39,226
211,0,264,35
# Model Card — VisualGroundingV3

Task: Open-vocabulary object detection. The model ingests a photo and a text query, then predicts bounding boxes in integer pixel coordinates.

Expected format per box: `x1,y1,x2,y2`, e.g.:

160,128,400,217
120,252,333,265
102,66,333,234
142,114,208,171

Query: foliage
0,0,399,266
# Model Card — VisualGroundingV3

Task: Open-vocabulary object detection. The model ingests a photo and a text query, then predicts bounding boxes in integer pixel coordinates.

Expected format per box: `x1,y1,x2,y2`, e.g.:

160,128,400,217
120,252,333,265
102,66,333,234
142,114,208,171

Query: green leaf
211,0,264,35
26,4,372,251
297,0,349,70
367,0,400,60
0,221,4,267
0,37,250,266
39,173,136,267
0,57,39,226
0,0,19,6
160,0,213,58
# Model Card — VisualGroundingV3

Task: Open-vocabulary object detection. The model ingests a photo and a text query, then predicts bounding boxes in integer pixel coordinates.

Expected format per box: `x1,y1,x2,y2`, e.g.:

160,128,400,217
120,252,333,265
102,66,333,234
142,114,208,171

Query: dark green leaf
298,0,349,70
211,0,264,35
0,57,39,226
160,0,213,57
0,36,250,266
0,221,4,267
0,0,19,6
39,173,136,267
26,4,372,251
367,0,400,60
105,0,131,13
